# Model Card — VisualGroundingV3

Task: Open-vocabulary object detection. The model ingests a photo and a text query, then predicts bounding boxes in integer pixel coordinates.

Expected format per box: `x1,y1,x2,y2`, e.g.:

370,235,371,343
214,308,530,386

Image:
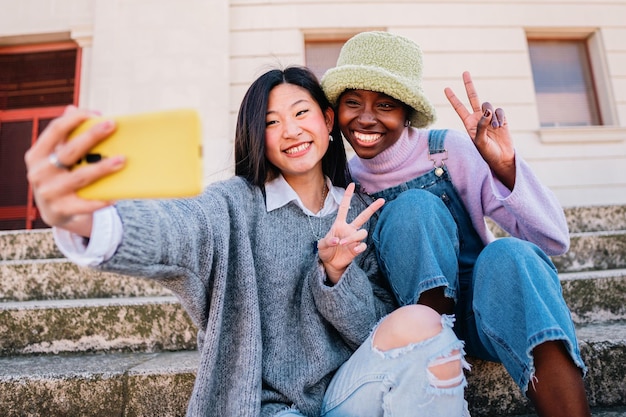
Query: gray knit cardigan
99,177,396,417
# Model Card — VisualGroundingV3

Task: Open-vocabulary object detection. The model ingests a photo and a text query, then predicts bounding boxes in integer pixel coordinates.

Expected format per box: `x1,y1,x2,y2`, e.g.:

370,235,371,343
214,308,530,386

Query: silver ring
48,152,71,170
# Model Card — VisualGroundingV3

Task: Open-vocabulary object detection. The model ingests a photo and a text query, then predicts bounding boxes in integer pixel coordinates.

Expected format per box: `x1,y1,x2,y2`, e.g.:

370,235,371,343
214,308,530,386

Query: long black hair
234,66,349,188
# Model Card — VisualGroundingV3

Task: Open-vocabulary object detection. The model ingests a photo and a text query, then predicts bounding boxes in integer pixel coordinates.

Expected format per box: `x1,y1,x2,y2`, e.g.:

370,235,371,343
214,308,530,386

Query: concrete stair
1,205,625,416
0,231,199,417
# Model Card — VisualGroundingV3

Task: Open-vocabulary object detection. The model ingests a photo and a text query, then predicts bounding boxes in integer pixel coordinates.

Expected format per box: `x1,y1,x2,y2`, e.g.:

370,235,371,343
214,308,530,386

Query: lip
283,141,312,156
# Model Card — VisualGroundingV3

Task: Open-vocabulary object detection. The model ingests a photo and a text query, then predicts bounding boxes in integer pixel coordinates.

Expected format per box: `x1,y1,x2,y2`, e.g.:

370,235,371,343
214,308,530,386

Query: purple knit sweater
349,127,570,256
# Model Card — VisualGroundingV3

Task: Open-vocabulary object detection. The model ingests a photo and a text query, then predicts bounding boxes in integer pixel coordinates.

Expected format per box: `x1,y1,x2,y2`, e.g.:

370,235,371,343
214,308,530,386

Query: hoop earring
404,120,411,127
329,134,334,142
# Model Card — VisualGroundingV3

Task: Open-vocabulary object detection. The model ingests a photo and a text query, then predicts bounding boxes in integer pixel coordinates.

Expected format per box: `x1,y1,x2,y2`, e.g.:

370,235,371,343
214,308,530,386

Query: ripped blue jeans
372,188,586,394
318,315,470,417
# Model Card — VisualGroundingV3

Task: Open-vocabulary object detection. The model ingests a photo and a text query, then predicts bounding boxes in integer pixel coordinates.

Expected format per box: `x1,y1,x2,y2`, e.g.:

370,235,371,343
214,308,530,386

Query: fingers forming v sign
317,183,385,284
444,71,517,189
444,71,485,139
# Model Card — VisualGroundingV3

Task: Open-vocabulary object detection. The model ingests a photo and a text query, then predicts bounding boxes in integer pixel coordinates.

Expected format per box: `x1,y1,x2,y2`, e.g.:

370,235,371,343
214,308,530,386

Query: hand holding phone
68,108,203,200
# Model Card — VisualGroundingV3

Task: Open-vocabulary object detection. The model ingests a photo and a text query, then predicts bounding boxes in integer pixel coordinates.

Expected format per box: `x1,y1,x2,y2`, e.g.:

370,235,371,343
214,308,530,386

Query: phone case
69,108,203,200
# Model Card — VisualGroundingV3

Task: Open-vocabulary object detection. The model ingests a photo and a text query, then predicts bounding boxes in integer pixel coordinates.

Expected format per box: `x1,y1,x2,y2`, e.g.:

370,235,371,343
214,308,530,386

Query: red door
0,42,81,230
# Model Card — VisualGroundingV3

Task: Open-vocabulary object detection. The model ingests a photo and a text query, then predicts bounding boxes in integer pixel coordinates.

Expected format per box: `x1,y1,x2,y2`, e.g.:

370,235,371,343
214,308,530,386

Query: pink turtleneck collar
349,127,429,194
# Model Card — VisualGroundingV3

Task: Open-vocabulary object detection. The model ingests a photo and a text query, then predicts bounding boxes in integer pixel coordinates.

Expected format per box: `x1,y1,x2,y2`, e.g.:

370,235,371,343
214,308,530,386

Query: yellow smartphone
68,108,203,200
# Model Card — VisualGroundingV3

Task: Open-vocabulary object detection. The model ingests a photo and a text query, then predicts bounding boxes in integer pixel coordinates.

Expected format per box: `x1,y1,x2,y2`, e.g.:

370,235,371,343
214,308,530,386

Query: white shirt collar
265,174,343,216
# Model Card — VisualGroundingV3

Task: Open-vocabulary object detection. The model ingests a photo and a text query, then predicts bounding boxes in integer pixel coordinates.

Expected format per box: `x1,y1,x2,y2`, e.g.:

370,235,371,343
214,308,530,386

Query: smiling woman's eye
296,108,309,117
266,119,278,127
343,98,360,107
378,102,396,109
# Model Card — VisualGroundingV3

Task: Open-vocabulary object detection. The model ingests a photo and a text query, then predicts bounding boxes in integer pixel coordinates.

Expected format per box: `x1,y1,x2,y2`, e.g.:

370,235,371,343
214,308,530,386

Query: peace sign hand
444,71,517,190
317,183,385,285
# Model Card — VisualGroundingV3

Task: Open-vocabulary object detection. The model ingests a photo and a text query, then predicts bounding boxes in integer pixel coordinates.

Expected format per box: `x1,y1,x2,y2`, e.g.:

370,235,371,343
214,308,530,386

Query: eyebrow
266,98,309,116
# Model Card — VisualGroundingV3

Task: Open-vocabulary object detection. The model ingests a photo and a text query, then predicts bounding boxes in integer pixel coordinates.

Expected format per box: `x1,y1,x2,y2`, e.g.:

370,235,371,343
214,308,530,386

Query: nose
357,108,376,126
282,117,302,138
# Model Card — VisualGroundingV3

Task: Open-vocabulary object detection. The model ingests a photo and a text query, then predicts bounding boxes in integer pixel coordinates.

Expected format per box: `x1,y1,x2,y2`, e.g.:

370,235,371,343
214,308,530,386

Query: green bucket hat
321,31,436,128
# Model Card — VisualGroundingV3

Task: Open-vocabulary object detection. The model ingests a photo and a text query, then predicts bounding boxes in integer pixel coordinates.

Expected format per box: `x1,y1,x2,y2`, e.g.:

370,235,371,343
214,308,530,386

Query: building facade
1,0,625,229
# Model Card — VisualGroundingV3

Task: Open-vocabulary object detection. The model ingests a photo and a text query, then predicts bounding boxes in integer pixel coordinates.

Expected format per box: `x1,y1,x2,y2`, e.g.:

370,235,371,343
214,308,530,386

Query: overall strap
428,129,448,177
428,129,448,154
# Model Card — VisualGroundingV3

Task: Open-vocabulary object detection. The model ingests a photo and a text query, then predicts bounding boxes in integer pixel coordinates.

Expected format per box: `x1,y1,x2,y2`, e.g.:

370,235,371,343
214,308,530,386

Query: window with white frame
527,33,607,128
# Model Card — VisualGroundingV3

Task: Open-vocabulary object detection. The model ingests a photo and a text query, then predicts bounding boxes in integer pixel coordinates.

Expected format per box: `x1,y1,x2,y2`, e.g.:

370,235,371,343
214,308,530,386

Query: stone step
485,226,626,273
0,205,624,417
2,232,625,299
0,258,171,302
0,297,197,356
2,229,625,280
564,205,626,233
2,205,625,262
561,268,626,323
0,229,621,276
0,229,61,261
2,262,623,331
0,267,622,358
466,320,626,416
0,323,624,417
553,230,626,273
0,350,198,417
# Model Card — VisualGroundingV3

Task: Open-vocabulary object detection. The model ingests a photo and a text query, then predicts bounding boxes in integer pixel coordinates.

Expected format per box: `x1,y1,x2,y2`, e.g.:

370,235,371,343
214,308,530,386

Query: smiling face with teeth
337,89,410,160
264,83,334,183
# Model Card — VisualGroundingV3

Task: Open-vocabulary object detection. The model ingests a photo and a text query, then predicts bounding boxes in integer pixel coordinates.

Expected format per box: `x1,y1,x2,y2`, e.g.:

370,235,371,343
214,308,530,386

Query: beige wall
2,0,625,206
230,0,626,207
1,0,232,183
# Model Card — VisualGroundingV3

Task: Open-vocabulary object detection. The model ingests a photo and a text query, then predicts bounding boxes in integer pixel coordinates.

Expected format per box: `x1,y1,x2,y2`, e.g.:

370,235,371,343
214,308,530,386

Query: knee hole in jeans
427,349,466,388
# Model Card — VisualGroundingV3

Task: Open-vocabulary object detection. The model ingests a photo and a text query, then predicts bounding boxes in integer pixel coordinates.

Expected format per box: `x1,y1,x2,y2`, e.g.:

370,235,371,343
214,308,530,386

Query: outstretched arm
444,71,516,190
317,183,385,284
24,106,125,237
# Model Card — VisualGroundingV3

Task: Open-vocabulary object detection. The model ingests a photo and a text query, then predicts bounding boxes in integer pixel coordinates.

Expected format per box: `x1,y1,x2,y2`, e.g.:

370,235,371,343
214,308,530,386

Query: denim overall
369,129,585,393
